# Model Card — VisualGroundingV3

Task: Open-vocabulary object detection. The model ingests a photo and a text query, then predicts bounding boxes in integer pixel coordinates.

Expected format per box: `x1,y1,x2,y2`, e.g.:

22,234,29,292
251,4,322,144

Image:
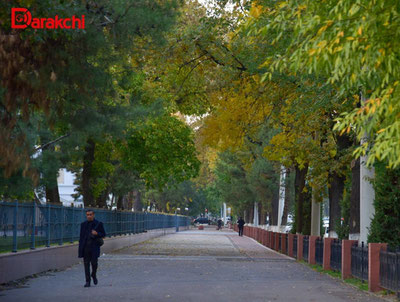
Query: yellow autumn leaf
334,46,343,53
317,25,328,35
309,48,317,56
250,5,263,18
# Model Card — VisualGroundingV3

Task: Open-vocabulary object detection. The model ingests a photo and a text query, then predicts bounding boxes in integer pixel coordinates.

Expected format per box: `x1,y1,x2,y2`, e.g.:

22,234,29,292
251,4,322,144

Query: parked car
193,217,210,225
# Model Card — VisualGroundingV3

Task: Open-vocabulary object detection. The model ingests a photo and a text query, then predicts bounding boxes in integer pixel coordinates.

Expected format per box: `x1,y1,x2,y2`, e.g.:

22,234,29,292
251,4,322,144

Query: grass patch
307,263,349,282
302,261,400,299
344,277,369,291
0,239,79,253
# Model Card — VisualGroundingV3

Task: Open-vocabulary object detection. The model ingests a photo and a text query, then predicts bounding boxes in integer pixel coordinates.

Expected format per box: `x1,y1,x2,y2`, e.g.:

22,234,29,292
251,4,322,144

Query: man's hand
91,230,98,236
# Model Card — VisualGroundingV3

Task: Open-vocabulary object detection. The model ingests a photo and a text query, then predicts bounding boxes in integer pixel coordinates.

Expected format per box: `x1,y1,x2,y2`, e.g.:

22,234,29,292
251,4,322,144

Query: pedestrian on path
217,218,223,230
78,209,106,287
237,217,245,236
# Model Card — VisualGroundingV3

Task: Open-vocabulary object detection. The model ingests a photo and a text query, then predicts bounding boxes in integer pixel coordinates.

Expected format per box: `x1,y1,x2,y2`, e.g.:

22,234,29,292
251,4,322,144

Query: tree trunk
281,168,291,225
328,172,345,237
328,133,352,237
42,143,61,204
117,195,123,210
96,189,108,208
310,188,321,236
45,183,60,204
349,158,360,236
249,204,254,224
295,163,309,234
133,190,142,212
271,192,279,225
124,192,133,211
82,139,95,206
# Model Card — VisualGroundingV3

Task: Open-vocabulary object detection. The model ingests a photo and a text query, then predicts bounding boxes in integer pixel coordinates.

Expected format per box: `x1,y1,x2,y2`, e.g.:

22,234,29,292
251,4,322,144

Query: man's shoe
92,275,98,285
84,282,90,287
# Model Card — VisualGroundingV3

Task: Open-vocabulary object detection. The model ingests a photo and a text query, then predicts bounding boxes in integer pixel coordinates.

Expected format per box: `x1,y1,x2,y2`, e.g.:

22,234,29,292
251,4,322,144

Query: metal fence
330,239,342,271
380,246,400,297
315,237,323,265
285,234,288,255
278,233,282,251
351,241,368,282
0,201,190,253
293,235,298,258
303,236,309,262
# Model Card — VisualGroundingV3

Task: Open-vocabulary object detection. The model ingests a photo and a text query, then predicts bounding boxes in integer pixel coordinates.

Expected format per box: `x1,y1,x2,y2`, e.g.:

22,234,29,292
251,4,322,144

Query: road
0,227,389,302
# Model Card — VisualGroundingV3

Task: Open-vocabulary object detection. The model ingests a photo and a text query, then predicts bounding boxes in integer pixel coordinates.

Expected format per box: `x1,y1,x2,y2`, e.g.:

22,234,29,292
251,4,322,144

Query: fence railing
238,225,400,294
330,239,342,271
0,201,190,253
380,246,400,297
315,237,323,265
303,236,309,262
351,241,368,282
293,235,298,258
285,234,288,255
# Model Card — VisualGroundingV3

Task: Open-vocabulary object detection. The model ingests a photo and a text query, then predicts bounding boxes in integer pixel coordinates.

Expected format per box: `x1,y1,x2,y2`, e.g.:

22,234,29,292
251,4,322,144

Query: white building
57,169,83,207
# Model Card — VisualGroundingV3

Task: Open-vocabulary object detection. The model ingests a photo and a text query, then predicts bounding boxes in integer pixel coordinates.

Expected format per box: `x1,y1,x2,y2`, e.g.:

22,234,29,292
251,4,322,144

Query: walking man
237,216,245,236
79,209,106,287
217,218,223,230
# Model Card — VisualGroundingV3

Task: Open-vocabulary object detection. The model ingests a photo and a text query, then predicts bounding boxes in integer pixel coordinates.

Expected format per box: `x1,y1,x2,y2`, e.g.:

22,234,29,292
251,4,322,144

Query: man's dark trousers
83,245,98,283
239,226,244,236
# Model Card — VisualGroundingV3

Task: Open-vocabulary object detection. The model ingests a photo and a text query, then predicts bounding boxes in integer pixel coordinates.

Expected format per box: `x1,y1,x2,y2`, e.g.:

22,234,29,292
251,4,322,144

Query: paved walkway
0,227,389,302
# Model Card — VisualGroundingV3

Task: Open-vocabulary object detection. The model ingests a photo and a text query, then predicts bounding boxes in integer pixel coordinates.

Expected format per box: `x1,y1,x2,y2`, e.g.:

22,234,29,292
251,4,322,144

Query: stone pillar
288,234,294,258
323,238,334,270
360,94,375,244
368,243,387,292
308,236,319,265
275,232,279,251
297,234,304,261
277,166,286,228
360,157,375,244
281,233,287,254
342,240,358,279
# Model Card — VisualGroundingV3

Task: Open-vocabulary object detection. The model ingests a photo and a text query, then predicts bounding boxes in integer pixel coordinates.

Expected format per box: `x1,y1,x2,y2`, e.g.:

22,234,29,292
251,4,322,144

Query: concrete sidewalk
0,227,389,302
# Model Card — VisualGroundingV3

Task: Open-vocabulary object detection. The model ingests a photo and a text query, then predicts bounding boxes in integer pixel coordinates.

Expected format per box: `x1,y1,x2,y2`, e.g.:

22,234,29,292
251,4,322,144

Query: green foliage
120,115,200,189
369,162,400,246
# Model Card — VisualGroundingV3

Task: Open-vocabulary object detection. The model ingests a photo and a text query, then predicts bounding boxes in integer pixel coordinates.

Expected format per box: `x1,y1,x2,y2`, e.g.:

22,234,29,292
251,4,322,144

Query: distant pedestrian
217,218,223,230
237,217,245,236
79,209,106,287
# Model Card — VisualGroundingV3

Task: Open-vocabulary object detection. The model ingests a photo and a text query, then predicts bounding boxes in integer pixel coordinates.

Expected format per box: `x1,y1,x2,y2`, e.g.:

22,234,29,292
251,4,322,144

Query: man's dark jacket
237,219,245,227
78,219,106,259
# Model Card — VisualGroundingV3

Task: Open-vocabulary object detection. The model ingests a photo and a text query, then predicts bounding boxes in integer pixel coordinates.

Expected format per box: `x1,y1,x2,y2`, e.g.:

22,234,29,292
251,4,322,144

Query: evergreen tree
369,162,400,247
